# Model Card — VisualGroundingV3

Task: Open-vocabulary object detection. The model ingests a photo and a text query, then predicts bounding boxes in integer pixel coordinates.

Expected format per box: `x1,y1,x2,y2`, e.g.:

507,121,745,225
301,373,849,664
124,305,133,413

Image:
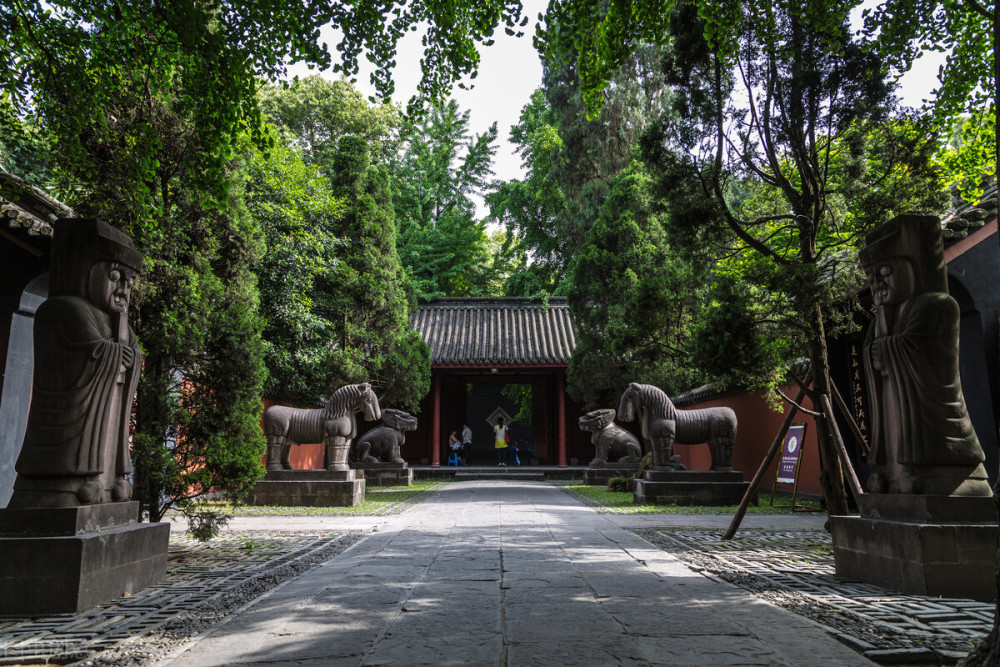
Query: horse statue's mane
324,383,369,419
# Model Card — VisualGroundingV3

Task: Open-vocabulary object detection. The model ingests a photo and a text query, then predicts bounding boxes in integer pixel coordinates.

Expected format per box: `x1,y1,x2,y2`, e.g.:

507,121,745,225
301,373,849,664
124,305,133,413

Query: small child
509,441,521,466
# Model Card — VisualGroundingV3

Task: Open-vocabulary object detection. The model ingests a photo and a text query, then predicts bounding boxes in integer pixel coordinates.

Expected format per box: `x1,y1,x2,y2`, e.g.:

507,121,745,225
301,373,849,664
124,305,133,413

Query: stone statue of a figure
8,219,143,508
859,214,991,496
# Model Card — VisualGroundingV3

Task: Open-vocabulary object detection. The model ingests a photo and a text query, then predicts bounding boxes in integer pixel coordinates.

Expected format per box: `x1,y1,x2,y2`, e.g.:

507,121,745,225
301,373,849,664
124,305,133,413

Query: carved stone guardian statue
0,220,168,616
859,214,991,496
8,219,143,508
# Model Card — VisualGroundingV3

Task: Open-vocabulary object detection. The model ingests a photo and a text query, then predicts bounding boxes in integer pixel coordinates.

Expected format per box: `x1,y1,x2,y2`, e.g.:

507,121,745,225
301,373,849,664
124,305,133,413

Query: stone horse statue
351,409,418,464
264,382,381,472
579,409,642,465
617,382,737,471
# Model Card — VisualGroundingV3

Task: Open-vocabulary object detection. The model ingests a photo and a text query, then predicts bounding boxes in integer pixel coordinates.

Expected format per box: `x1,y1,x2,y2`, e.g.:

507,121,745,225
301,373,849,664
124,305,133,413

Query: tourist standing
494,417,508,466
461,423,472,465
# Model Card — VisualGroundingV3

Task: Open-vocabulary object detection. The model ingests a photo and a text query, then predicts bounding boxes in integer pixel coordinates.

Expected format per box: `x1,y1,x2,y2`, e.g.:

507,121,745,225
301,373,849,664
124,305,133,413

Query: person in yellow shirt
493,417,508,466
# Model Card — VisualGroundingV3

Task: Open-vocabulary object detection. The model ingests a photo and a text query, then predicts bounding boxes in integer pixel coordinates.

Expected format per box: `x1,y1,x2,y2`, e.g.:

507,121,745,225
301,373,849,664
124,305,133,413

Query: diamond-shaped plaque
485,407,513,427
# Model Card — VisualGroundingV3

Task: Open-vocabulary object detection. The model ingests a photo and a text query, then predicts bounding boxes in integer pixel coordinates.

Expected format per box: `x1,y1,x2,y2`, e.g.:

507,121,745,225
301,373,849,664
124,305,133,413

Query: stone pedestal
350,462,413,487
633,469,750,506
583,462,640,486
830,494,998,602
249,470,365,507
0,501,170,615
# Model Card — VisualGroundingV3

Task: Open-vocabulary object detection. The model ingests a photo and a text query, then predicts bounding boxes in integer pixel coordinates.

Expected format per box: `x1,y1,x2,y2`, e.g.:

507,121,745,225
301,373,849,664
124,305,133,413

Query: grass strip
557,482,823,515
197,478,449,517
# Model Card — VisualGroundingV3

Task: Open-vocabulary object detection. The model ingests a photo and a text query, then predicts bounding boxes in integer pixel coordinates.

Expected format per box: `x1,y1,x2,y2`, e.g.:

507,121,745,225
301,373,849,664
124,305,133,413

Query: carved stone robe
863,291,984,469
14,295,140,485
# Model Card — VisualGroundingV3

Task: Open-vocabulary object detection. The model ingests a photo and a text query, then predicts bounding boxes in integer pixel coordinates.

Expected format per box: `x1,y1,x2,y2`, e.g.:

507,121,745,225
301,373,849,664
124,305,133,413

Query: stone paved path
161,481,872,666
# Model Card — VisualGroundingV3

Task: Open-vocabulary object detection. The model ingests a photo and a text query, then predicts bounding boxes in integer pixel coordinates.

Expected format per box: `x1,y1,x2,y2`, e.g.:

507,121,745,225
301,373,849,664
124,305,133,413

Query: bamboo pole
820,393,863,508
722,379,810,540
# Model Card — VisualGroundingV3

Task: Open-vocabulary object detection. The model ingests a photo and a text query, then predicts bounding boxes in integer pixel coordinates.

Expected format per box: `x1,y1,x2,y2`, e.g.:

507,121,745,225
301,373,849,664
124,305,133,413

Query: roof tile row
412,297,576,366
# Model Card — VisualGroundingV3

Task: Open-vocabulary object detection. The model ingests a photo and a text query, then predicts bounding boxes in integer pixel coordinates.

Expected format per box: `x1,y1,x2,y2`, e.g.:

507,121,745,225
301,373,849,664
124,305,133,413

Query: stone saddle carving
264,383,381,471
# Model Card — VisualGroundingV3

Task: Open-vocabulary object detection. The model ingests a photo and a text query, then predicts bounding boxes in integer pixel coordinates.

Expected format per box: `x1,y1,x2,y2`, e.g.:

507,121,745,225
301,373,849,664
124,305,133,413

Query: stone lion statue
351,409,419,464
579,409,642,465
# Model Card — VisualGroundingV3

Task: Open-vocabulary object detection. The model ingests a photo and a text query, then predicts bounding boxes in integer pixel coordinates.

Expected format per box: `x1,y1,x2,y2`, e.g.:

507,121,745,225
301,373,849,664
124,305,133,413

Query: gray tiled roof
412,297,577,366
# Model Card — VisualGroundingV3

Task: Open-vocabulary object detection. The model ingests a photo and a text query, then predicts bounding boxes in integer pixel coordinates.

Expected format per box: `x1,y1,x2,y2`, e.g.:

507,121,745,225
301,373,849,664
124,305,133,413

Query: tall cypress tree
325,136,430,412
568,160,707,409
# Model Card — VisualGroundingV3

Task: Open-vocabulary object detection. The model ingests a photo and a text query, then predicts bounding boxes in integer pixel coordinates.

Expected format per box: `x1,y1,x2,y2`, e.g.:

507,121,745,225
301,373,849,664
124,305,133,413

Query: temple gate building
407,297,593,467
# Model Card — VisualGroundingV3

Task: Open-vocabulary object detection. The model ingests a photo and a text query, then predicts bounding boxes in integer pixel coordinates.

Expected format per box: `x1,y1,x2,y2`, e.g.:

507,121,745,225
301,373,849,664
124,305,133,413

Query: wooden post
557,372,568,467
820,394,863,507
430,373,441,468
723,380,809,540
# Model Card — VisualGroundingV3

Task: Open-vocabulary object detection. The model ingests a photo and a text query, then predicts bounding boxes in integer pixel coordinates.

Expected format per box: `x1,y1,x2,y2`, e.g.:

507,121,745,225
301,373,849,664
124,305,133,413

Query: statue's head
87,262,137,314
580,409,616,432
50,219,144,312
859,215,947,304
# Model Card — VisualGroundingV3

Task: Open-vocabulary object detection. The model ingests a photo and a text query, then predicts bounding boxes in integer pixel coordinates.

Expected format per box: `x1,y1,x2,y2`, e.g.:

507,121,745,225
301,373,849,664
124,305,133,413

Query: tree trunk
804,302,851,518
132,354,170,524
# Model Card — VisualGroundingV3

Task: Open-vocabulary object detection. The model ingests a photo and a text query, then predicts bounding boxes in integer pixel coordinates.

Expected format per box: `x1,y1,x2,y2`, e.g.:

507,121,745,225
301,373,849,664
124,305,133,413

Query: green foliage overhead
864,0,998,200
259,76,404,172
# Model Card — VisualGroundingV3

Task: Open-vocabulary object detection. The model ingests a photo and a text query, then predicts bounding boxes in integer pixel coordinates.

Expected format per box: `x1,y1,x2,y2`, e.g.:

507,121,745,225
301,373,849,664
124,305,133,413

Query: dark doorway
465,382,532,465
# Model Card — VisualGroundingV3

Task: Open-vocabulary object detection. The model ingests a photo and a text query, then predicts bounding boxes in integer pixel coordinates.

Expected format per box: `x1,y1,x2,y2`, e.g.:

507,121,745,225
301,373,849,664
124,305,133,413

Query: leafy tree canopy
392,99,497,299
863,0,998,200
259,75,404,172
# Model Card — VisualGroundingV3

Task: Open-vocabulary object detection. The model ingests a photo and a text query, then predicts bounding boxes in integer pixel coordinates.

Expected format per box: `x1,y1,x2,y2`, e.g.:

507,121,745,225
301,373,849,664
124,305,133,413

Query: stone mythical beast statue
264,383,380,471
579,409,642,465
618,382,737,471
351,409,418,464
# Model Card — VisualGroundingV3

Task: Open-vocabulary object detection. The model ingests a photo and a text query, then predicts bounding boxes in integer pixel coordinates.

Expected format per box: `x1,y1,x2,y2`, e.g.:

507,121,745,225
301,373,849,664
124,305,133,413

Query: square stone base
830,495,998,602
583,464,639,486
249,470,365,507
0,502,170,615
350,462,414,487
633,470,750,506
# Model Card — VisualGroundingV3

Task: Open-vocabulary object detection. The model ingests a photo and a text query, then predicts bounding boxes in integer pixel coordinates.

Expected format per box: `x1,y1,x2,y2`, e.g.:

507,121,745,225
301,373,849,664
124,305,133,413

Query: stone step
454,471,546,482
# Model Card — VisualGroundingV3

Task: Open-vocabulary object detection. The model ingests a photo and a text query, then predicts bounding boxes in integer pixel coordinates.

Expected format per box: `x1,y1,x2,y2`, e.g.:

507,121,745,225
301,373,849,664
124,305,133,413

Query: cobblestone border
634,527,991,665
0,531,364,666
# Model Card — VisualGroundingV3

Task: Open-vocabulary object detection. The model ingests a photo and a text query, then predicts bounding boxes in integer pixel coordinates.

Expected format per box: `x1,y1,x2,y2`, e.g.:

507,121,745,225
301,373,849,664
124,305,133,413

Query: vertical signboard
777,423,806,484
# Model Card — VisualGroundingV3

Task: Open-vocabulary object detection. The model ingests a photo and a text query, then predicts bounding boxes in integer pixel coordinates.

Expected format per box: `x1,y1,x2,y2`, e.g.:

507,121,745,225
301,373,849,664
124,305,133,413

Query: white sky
289,0,945,217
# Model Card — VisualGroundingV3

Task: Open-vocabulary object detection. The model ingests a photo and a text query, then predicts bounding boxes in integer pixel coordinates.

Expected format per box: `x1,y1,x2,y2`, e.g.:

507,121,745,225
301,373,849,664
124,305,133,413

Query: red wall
674,388,824,497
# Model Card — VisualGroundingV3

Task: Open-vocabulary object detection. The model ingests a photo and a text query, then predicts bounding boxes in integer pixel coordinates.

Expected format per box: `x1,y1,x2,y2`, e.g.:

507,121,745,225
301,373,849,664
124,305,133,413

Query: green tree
865,0,998,201
568,160,707,408
327,135,430,412
489,47,670,296
130,167,269,526
539,0,948,516
244,130,348,406
487,90,570,295
391,100,497,299
259,75,403,172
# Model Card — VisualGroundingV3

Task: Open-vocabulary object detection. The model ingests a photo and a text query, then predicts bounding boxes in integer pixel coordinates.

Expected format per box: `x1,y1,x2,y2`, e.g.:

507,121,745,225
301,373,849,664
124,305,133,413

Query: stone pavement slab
160,481,872,666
